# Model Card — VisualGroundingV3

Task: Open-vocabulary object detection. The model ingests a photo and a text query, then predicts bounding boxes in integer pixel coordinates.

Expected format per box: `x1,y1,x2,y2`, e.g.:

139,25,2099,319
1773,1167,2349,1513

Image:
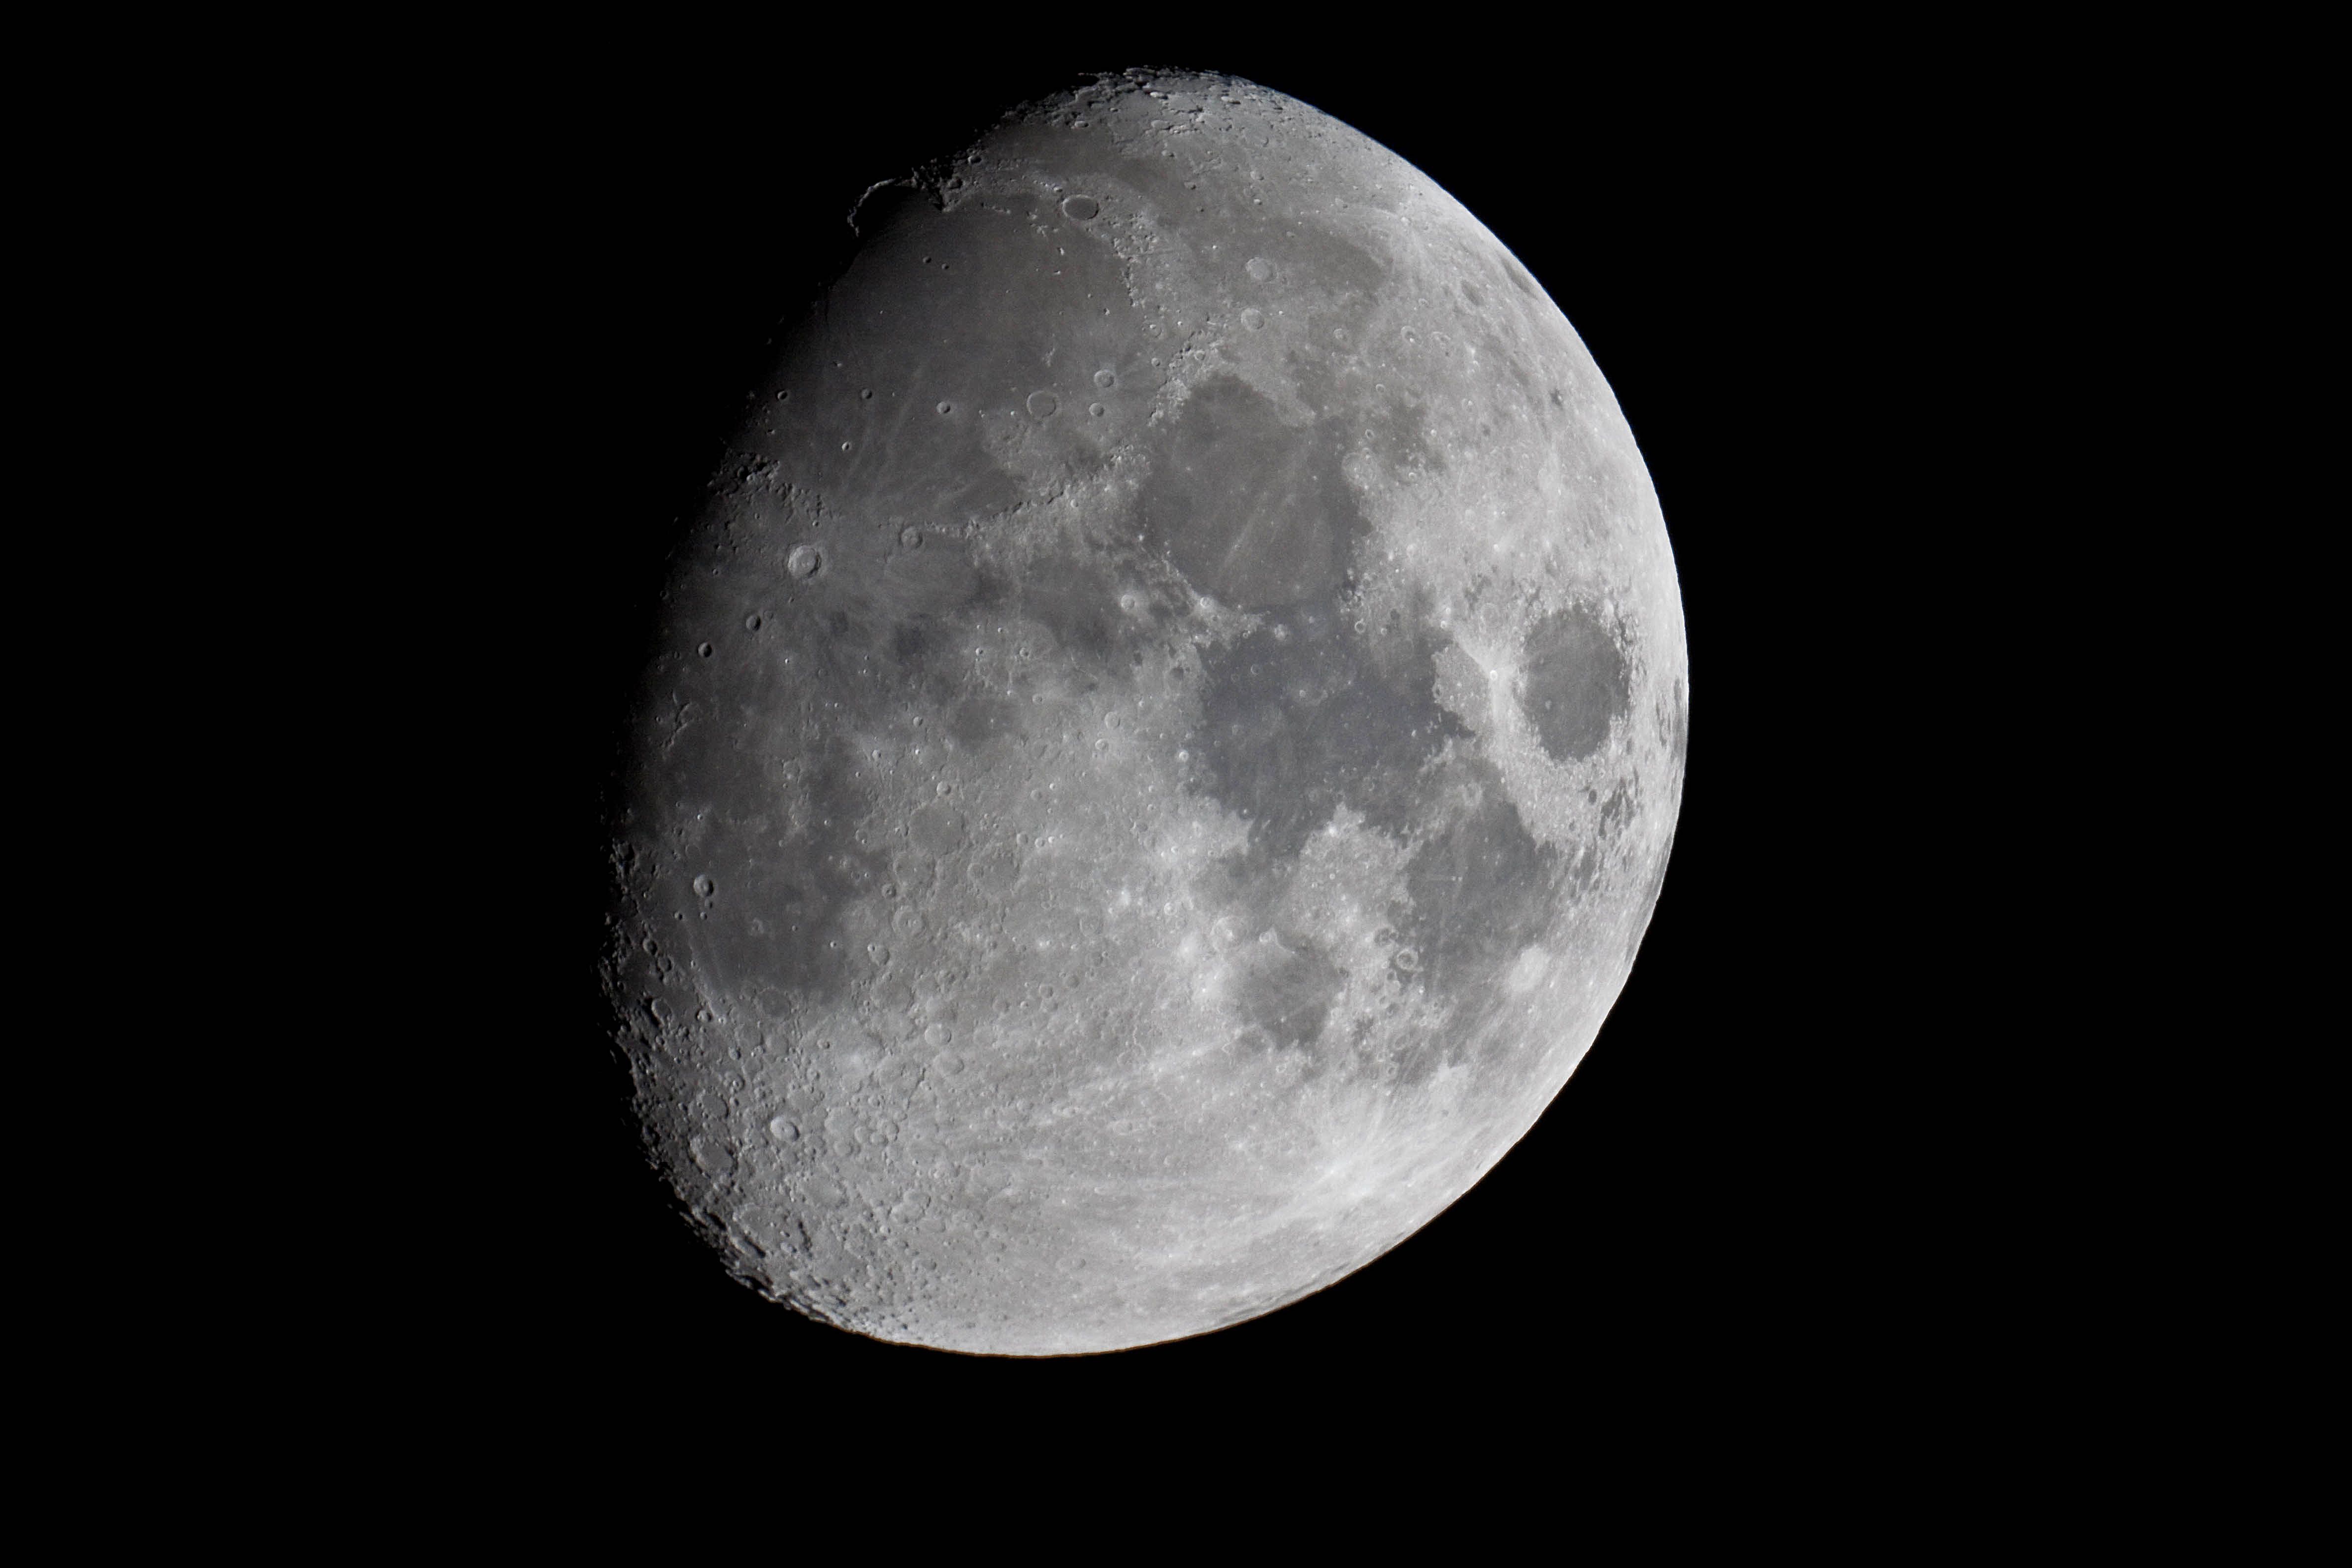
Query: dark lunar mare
1193,610,1463,867
1521,605,1632,763
1139,373,1366,611
1400,763,1560,999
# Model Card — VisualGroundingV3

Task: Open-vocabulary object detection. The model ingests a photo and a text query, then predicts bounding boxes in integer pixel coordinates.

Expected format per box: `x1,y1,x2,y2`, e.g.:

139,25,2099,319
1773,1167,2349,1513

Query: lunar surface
602,70,1688,1354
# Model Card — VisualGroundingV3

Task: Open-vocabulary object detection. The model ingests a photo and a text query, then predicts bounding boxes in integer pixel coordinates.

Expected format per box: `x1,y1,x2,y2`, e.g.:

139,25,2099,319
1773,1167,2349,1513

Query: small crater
1245,256,1274,282
1094,369,1115,389
787,545,823,579
1240,308,1265,331
1027,391,1059,418
1061,195,1100,221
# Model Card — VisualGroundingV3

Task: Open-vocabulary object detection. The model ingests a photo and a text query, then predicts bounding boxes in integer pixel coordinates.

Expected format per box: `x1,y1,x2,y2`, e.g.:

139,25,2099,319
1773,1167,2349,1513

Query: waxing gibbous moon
602,70,1688,1355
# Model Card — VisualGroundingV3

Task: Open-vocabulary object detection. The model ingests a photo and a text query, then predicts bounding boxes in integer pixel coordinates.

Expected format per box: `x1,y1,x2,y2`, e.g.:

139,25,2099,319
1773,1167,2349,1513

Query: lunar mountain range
601,69,1689,1355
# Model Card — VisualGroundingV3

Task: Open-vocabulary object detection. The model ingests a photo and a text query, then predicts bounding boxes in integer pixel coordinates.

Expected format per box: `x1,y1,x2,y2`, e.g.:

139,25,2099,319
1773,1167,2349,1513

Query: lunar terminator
603,69,1688,1354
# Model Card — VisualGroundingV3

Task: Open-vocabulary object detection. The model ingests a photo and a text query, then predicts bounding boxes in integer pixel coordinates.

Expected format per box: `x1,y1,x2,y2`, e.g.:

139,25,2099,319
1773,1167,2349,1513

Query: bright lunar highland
602,70,1688,1354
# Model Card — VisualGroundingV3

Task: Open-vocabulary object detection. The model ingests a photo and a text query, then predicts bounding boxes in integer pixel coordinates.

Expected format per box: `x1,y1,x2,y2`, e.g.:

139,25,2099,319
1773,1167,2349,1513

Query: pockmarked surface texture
603,71,1688,1355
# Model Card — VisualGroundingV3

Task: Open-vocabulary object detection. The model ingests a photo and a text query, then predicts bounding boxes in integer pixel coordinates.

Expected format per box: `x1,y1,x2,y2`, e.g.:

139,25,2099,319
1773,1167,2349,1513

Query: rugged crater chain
603,70,1688,1355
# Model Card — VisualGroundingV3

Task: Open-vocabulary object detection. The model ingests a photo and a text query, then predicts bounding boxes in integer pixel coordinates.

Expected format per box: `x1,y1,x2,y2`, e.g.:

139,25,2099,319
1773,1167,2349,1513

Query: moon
602,69,1688,1355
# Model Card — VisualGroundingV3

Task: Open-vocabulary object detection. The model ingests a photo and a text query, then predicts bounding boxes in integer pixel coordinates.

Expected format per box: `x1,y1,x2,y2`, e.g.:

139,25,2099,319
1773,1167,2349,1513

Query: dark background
436,40,1970,1418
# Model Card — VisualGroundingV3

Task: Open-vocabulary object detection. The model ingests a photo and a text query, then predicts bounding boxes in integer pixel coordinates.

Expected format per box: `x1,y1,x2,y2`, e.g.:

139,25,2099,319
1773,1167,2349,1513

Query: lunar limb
603,70,1688,1354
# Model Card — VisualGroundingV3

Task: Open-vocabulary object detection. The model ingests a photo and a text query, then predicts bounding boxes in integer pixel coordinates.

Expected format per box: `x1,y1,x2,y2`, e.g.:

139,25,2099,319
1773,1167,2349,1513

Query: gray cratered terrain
602,70,1688,1355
